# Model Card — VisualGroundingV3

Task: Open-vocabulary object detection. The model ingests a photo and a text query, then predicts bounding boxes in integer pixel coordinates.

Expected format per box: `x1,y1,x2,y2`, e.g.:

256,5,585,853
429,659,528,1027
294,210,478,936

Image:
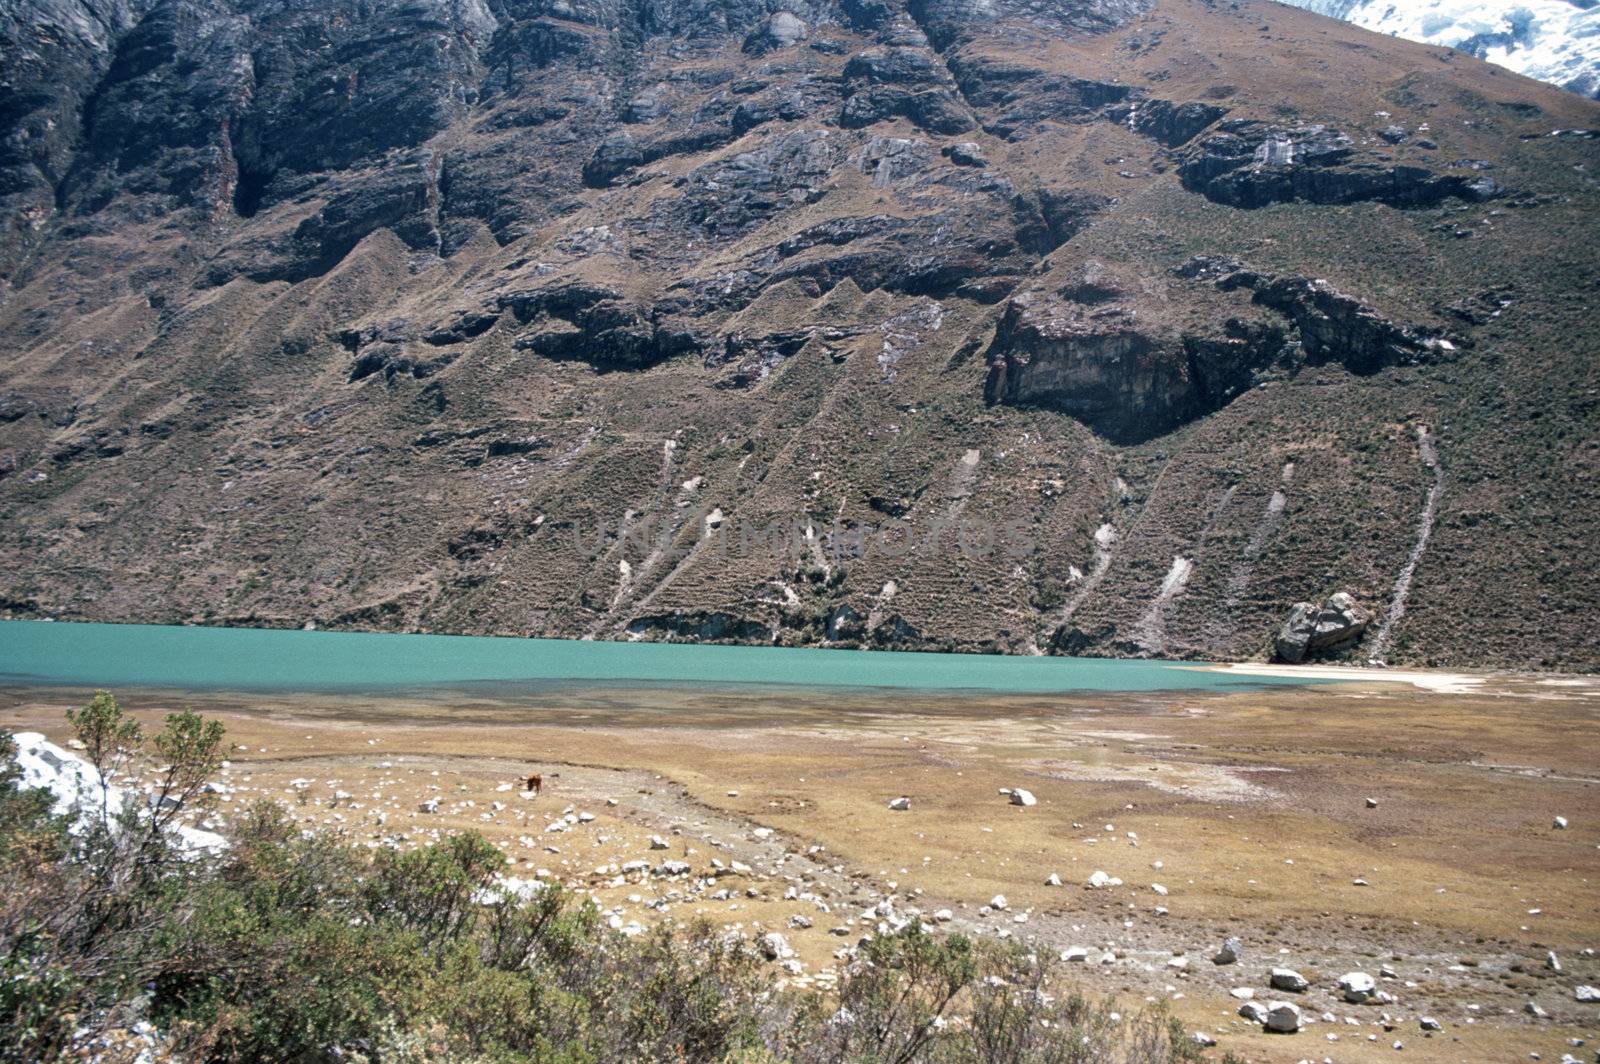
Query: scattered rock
1554,815,1569,829
1576,986,1600,1003
888,796,911,811
1009,788,1037,807
1214,937,1243,965
1239,1000,1270,1024
1085,870,1122,889
1044,872,1062,886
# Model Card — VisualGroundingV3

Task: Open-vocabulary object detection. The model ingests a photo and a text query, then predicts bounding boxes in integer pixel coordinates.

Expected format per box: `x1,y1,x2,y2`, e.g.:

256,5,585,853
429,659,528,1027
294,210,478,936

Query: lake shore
3,670,1597,1062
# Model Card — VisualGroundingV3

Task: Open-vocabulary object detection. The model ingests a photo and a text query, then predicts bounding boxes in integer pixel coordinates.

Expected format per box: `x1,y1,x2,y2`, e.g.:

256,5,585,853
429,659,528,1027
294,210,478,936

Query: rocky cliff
1,0,1597,667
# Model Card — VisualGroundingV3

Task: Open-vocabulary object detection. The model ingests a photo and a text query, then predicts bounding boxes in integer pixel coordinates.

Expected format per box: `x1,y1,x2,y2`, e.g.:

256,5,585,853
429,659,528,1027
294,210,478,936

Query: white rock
1214,937,1242,965
1575,985,1600,1002
888,796,911,811
649,834,670,850
1044,872,1062,887
8,732,227,852
1062,946,1090,963
1553,816,1569,829
1339,971,1377,1003
1525,1000,1549,1017
989,894,1009,911
1239,1000,1269,1024
1085,870,1121,889
759,932,793,961
1009,788,1037,807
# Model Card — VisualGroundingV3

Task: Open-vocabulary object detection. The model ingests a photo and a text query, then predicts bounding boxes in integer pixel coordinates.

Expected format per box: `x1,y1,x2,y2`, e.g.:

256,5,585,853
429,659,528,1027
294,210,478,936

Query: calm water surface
0,620,1313,696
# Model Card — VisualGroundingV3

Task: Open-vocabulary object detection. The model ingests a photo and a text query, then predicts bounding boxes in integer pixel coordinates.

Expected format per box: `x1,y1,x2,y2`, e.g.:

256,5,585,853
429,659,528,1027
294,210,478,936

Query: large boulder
1264,1000,1303,1033
1339,971,1377,1003
1274,592,1373,663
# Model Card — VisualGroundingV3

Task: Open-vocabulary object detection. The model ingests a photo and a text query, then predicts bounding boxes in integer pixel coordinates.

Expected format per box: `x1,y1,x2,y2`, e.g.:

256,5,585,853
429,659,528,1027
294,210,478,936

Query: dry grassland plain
4,670,1597,1062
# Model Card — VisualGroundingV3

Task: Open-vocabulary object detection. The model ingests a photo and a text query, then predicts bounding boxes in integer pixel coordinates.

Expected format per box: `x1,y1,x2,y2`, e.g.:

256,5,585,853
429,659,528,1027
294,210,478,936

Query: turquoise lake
0,620,1315,695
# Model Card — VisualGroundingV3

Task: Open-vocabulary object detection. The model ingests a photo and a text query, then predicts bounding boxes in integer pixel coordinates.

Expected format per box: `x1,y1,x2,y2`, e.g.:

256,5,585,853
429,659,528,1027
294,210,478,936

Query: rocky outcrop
948,54,1137,137
839,46,975,134
1274,592,1373,663
742,11,809,54
1124,99,1228,147
340,319,459,382
500,282,700,369
982,290,1200,443
1180,120,1506,208
988,255,1460,441
1176,256,1458,375
625,611,773,642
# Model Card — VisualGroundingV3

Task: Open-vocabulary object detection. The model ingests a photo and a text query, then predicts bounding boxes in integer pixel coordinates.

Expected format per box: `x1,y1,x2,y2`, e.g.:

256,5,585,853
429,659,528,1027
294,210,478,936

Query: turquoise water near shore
0,620,1314,695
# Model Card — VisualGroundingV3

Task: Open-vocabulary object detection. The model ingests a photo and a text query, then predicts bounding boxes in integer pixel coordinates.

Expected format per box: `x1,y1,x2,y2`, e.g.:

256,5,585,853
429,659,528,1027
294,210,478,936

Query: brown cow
524,773,542,795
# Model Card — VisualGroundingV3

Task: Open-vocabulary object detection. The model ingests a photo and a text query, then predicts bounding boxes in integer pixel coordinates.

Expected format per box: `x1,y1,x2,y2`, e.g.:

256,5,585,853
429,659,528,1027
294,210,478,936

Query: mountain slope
1277,0,1600,100
1,0,1597,668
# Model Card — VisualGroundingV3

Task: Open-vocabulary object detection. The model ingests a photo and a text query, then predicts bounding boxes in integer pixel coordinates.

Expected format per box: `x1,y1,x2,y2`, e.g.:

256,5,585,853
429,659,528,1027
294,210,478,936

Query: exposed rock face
1124,99,1228,147
1180,120,1507,208
1275,592,1373,663
0,0,1596,669
984,256,1456,442
982,289,1199,443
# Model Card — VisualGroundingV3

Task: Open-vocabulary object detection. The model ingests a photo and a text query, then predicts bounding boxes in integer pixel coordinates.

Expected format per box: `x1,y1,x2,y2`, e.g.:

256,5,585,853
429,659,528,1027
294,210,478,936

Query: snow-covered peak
1278,0,1600,98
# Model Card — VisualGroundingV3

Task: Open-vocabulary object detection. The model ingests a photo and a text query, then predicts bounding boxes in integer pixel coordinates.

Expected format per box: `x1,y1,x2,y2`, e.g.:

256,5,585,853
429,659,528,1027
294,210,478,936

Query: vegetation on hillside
0,695,1231,1063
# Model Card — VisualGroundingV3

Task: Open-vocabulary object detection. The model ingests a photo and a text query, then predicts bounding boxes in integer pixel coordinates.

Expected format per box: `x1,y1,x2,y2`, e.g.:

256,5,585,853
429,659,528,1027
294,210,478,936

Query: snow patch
1282,0,1600,98
7,732,228,853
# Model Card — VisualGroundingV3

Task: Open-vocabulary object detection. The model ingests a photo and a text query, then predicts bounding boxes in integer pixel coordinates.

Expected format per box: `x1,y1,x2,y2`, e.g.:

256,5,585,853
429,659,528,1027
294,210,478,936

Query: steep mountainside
1,0,1597,668
1279,0,1600,99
